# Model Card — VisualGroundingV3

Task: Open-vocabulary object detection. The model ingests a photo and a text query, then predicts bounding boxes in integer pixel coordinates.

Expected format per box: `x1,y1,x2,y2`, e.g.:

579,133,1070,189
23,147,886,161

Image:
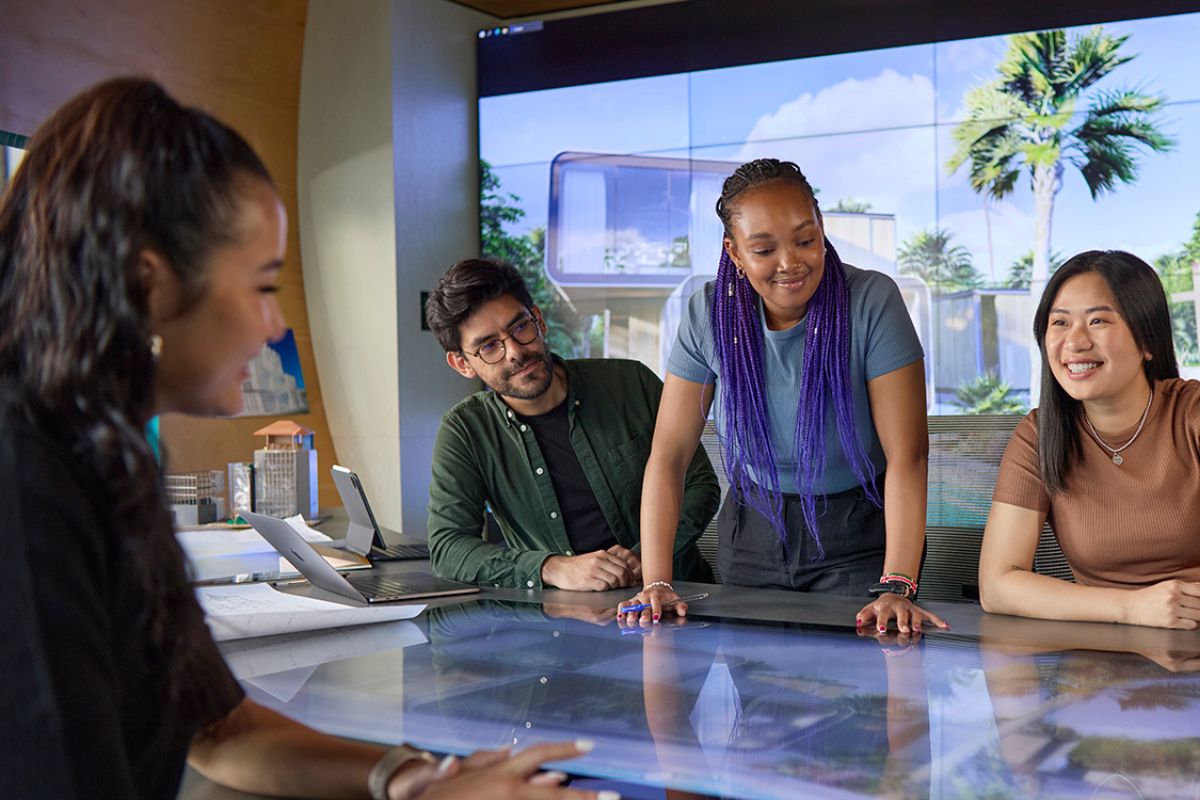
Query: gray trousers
716,483,886,595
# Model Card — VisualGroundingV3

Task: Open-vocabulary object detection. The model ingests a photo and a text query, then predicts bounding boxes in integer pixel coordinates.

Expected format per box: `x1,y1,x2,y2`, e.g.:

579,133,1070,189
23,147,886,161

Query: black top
518,398,618,555
0,384,244,799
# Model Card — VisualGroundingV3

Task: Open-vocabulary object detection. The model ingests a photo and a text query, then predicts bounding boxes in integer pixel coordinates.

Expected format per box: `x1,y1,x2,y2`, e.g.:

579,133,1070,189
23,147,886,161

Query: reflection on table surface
218,597,1200,799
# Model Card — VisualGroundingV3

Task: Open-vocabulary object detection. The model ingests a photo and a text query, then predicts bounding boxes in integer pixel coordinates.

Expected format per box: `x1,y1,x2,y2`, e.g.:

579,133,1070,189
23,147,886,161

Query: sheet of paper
177,516,331,559
196,583,425,641
284,514,331,541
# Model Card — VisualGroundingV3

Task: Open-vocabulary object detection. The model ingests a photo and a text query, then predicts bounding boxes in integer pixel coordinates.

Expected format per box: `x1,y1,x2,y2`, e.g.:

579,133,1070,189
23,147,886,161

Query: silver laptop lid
240,509,366,604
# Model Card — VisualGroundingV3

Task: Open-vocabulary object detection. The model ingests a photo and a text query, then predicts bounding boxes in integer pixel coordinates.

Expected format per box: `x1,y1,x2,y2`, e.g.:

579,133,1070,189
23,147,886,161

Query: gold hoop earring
149,334,163,361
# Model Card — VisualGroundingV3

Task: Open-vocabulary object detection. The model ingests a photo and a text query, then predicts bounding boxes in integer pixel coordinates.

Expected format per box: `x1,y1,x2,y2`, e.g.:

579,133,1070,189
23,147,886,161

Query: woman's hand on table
1122,579,1200,630
856,594,948,636
389,740,619,800
617,583,684,627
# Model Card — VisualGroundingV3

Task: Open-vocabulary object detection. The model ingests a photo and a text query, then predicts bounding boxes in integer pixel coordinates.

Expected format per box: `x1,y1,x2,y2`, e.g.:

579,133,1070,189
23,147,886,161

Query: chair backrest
922,415,1072,601
696,416,1073,599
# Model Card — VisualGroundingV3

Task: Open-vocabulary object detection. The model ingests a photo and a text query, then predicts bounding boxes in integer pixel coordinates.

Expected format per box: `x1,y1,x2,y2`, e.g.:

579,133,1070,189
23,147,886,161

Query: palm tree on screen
947,28,1173,295
947,28,1173,398
898,228,982,294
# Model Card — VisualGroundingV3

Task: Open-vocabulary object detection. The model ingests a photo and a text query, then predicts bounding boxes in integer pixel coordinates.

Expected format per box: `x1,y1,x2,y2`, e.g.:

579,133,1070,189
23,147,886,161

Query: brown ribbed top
993,378,1200,588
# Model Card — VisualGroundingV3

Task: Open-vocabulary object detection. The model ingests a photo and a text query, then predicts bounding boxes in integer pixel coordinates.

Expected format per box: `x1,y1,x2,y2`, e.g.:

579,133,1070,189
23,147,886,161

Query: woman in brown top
979,250,1200,629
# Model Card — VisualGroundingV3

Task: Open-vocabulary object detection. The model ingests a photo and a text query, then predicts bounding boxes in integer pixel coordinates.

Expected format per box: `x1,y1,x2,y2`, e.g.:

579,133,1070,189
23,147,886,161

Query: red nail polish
652,613,660,622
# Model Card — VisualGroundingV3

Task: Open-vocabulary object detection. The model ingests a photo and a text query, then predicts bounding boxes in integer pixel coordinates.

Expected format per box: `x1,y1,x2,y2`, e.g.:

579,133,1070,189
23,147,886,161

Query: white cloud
937,39,1003,85
739,69,935,142
735,70,938,217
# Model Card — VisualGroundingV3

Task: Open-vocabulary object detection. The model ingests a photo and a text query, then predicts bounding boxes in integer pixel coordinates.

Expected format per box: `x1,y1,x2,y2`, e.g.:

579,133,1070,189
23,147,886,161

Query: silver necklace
1083,388,1153,466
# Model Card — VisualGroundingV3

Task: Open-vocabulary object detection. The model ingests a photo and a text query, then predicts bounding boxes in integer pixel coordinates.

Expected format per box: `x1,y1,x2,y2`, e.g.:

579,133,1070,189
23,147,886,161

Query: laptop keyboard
373,543,430,561
345,573,414,600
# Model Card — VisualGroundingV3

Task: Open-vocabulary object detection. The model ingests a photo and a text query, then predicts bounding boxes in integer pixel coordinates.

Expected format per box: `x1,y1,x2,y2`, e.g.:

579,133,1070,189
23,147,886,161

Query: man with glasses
424,258,718,590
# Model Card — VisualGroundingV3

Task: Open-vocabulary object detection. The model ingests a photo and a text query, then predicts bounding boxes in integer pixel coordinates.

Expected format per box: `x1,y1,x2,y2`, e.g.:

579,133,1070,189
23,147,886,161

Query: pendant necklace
1083,388,1153,466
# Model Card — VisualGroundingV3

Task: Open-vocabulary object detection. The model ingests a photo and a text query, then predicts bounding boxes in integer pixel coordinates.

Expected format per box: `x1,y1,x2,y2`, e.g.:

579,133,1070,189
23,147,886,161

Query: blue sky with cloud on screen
481,11,1200,282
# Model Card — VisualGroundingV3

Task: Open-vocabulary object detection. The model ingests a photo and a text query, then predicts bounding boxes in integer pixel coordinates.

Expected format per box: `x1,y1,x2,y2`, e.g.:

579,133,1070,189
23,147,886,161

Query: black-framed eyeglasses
465,316,541,364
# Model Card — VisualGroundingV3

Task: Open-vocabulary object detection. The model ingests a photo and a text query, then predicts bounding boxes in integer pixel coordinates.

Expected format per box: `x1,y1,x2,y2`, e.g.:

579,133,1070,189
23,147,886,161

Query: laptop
331,465,429,562
240,509,479,605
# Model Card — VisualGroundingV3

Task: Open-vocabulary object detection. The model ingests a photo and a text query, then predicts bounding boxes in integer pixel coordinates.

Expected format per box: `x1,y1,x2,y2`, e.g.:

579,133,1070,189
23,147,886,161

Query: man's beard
491,350,554,400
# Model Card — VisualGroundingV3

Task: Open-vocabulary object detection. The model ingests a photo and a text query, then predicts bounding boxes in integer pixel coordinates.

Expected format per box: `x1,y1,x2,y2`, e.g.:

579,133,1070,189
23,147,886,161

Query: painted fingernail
855,617,862,625
652,613,660,622
436,754,457,776
598,792,622,800
575,738,596,753
878,626,886,633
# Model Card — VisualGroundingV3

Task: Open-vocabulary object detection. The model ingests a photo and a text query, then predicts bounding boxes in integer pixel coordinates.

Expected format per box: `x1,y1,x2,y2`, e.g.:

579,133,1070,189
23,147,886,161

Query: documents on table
178,513,331,559
196,582,425,641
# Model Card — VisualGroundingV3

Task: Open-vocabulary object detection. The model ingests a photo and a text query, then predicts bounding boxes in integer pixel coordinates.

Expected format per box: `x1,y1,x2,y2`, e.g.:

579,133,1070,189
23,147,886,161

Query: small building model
165,470,225,526
252,420,318,519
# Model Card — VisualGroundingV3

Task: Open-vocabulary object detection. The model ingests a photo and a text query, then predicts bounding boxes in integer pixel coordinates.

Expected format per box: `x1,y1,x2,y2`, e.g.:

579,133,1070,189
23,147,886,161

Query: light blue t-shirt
667,264,923,495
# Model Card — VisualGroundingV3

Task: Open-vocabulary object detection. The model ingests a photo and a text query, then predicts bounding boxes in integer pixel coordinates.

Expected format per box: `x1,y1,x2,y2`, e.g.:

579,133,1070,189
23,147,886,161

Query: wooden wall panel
0,0,342,509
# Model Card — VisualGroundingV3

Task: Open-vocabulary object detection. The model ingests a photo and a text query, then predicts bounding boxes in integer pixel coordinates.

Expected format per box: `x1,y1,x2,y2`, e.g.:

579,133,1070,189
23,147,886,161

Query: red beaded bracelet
879,573,918,595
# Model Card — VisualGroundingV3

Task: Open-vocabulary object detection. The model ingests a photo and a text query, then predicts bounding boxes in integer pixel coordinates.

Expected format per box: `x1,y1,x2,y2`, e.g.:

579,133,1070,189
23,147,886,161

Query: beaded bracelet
643,580,674,593
879,573,918,593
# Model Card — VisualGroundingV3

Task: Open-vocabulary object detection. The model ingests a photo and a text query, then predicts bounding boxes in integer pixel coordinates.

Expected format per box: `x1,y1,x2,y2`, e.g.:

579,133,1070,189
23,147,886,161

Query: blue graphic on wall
237,329,309,417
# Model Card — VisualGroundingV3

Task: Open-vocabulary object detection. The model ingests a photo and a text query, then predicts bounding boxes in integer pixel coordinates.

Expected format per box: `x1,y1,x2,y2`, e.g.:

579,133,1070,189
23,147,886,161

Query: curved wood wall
0,0,341,509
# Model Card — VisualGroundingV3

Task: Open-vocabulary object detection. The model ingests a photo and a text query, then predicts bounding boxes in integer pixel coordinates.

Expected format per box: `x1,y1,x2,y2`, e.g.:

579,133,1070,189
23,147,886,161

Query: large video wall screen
478,4,1200,413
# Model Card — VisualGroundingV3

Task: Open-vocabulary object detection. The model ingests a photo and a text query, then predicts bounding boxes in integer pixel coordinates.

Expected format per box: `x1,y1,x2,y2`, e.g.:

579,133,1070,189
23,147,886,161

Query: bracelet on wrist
880,573,917,592
368,745,438,800
643,580,674,593
869,573,918,600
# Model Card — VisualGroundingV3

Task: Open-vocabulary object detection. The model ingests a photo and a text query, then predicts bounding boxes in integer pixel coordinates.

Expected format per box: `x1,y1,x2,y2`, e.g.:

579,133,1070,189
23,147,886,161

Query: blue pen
620,592,709,614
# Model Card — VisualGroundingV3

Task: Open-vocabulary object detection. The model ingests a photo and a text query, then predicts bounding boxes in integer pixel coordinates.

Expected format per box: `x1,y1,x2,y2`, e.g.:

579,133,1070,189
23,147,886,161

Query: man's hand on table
540,546,640,590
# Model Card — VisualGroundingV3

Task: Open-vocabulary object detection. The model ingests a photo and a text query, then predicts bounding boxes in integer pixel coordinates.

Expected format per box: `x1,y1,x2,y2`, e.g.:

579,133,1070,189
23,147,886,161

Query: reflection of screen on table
479,5,1200,413
237,599,1200,799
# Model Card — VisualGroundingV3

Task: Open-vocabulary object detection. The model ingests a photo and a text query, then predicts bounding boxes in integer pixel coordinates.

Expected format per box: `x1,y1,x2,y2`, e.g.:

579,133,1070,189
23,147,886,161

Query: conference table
180,535,1200,799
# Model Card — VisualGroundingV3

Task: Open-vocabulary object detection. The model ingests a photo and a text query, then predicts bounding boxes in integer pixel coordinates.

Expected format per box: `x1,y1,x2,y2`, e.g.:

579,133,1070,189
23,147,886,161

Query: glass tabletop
222,599,1200,799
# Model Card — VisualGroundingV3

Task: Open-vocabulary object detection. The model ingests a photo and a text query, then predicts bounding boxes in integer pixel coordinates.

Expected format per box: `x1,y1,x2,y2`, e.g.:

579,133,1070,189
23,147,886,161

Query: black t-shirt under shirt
518,398,618,555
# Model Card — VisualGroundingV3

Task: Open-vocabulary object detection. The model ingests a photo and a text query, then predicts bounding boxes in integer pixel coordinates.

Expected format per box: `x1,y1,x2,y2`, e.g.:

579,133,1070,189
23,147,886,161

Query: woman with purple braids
619,158,947,634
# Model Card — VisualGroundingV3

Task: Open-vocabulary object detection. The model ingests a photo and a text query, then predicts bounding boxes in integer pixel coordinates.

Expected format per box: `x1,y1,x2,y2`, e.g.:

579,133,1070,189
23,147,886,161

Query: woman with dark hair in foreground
979,250,1200,628
0,78,610,800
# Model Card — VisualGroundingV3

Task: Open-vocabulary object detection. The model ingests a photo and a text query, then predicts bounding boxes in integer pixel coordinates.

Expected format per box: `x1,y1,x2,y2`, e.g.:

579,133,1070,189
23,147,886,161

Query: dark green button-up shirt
427,357,719,588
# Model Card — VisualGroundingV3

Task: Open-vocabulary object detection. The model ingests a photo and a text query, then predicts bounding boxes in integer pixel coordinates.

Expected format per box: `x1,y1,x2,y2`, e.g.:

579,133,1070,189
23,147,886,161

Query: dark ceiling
447,0,639,20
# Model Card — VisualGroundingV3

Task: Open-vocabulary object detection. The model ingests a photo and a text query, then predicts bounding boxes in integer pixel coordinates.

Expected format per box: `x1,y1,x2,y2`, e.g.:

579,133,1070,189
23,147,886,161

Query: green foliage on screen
953,373,1027,415
480,159,583,356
